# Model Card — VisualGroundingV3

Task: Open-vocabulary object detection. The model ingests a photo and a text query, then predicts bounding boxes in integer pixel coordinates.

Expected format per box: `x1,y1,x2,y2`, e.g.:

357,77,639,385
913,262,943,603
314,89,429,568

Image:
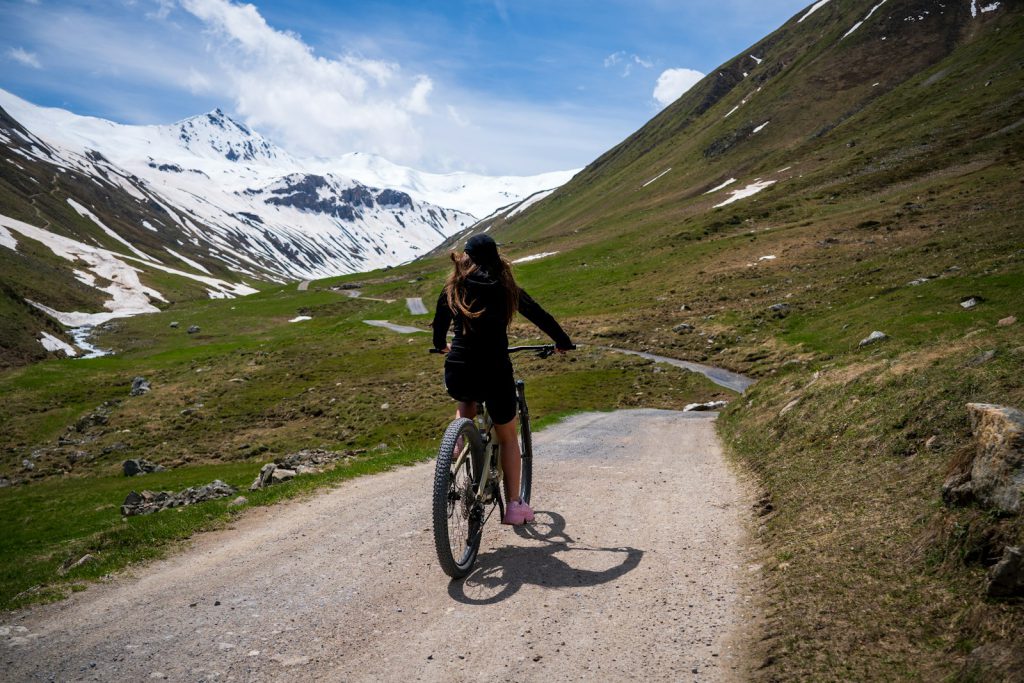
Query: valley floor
1,410,758,682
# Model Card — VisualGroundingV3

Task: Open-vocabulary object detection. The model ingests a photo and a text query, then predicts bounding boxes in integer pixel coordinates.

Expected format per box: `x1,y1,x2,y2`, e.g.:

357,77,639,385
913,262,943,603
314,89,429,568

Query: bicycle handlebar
429,344,575,357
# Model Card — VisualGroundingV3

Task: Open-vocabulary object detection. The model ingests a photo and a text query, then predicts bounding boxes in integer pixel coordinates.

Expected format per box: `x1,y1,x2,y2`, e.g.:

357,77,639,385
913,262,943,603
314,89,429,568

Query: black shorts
444,356,517,424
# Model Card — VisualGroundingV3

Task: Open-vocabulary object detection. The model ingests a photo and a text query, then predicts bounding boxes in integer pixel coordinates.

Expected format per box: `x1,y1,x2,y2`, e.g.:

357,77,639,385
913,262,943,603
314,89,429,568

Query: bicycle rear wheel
517,382,533,505
432,418,484,578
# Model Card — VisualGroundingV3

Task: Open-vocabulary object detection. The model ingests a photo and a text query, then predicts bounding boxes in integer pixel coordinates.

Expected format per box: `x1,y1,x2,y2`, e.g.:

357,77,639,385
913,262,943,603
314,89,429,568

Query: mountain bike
429,344,565,578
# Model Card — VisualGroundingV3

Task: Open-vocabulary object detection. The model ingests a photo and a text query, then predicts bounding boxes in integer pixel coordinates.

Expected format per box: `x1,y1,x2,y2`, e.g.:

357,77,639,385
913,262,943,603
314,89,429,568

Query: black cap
464,233,500,266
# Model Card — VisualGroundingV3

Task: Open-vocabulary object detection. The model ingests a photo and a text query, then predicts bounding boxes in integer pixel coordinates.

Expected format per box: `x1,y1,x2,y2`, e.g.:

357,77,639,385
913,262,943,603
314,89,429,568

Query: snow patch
0,223,17,250
512,251,559,264
66,198,154,262
508,188,555,217
753,121,770,133
798,0,832,23
758,255,778,261
289,316,312,323
971,0,1001,16
843,0,888,39
749,54,763,64
164,247,211,274
641,168,672,188
0,211,255,326
142,220,158,232
713,180,777,208
724,105,740,119
39,331,77,356
704,178,738,194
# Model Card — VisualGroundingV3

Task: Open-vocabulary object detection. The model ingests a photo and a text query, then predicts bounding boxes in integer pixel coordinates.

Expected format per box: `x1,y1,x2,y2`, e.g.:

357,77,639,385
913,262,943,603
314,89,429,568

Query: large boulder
123,459,166,476
250,463,277,491
943,404,1024,513
987,546,1024,599
130,377,151,396
965,403,1024,515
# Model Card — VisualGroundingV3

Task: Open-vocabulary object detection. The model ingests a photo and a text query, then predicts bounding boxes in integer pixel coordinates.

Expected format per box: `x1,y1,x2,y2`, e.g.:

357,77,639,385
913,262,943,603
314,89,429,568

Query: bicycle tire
432,418,484,578
517,384,533,505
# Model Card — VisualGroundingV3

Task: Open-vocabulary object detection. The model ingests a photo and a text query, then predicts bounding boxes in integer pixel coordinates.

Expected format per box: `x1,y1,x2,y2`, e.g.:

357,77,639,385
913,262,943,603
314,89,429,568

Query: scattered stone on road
998,316,1017,326
6,410,758,682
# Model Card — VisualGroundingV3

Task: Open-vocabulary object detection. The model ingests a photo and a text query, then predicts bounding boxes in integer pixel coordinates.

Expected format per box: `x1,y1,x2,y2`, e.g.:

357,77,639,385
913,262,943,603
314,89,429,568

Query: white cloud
404,75,433,114
603,51,625,68
178,0,433,162
447,104,469,128
653,67,705,107
8,47,42,69
605,51,654,78
184,67,213,94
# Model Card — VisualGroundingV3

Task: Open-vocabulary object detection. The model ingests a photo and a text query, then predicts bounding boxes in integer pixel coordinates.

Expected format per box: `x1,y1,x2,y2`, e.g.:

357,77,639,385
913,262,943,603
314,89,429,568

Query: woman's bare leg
494,417,521,503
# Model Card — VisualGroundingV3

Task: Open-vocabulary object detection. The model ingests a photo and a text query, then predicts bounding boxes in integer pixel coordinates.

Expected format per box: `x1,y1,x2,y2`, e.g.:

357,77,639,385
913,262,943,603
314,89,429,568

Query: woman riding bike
432,234,573,525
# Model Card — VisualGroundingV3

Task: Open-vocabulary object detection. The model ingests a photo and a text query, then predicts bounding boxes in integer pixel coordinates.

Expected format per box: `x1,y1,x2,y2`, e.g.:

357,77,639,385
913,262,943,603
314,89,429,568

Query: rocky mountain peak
169,108,285,165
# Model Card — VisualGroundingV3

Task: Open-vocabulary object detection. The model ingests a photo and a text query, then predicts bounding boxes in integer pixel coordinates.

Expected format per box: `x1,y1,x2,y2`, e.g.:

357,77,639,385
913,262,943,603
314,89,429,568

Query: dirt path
2,410,757,681
593,345,756,394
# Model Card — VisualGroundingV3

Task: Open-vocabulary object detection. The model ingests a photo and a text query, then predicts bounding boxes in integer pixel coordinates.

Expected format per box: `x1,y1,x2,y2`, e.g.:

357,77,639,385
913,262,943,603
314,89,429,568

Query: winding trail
2,410,757,681
593,345,756,393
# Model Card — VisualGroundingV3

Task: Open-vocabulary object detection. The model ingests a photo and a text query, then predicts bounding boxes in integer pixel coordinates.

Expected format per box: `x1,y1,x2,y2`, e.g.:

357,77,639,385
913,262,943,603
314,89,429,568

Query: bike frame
449,403,501,503
441,344,551,507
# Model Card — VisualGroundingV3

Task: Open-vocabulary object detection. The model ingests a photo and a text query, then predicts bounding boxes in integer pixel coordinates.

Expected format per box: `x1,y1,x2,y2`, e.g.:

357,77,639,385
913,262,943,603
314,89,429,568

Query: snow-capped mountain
312,153,577,220
0,88,577,282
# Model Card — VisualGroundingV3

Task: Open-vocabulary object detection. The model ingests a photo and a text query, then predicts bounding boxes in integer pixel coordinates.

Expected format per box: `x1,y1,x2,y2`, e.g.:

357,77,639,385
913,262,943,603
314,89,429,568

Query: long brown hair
444,251,520,328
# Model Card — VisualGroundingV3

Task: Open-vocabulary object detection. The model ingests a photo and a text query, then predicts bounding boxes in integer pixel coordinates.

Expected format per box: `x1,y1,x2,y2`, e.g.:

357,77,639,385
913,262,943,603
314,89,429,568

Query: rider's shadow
446,511,643,605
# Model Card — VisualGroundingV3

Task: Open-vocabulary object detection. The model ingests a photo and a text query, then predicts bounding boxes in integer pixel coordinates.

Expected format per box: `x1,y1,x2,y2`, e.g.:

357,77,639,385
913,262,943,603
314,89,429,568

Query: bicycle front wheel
432,418,484,578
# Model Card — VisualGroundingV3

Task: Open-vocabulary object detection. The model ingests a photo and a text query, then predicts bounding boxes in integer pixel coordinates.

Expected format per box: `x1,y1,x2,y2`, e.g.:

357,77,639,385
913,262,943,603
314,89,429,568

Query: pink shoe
502,500,534,525
520,500,535,523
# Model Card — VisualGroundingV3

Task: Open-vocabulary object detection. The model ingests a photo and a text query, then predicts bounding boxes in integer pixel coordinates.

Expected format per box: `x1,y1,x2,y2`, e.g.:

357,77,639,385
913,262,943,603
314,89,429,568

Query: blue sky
0,0,809,175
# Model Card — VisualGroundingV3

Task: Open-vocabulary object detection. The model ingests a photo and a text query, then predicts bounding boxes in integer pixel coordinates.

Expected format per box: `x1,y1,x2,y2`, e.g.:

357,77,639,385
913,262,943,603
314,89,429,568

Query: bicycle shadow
446,511,643,605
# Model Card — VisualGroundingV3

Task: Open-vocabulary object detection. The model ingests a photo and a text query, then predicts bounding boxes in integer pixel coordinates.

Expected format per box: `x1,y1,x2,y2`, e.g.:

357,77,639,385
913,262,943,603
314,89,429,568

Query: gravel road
2,409,757,682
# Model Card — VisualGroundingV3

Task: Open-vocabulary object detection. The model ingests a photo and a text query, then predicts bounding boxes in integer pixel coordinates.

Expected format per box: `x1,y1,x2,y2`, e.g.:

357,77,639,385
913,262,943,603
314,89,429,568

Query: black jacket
432,270,572,358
